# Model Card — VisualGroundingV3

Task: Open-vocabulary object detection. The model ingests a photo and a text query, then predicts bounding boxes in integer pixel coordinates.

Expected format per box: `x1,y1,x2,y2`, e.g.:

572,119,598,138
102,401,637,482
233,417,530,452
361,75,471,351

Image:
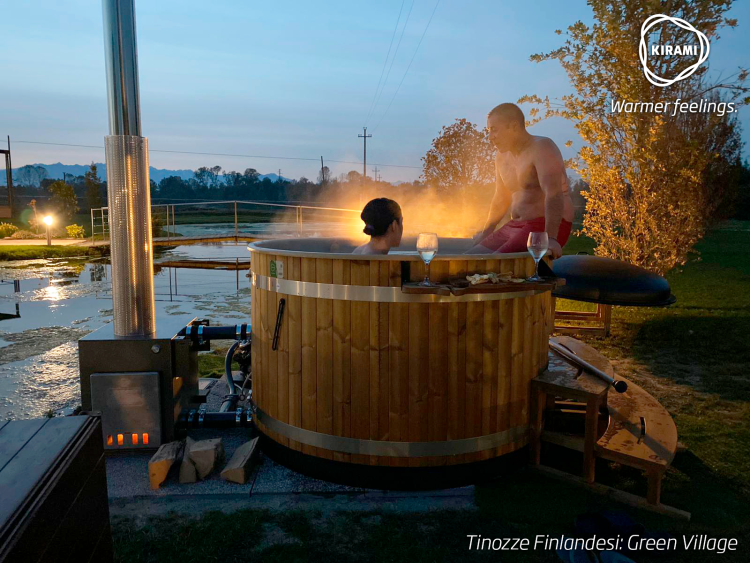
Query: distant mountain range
2,162,291,185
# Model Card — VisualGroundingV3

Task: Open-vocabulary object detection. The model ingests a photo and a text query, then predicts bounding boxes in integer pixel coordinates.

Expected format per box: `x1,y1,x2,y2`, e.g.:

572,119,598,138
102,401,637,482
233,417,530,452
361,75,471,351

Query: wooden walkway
156,259,251,270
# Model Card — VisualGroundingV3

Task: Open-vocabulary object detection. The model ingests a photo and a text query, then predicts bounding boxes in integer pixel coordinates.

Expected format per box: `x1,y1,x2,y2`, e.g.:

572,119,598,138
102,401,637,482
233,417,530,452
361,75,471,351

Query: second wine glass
526,231,549,282
416,232,439,286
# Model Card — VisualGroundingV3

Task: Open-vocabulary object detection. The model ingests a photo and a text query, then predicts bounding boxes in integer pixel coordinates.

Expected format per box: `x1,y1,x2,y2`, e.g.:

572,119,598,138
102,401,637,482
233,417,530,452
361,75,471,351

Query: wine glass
416,232,439,286
526,232,549,282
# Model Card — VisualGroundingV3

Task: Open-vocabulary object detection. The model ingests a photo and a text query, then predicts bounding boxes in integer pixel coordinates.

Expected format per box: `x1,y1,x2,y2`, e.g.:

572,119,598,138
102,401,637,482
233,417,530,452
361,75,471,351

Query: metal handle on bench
549,341,628,393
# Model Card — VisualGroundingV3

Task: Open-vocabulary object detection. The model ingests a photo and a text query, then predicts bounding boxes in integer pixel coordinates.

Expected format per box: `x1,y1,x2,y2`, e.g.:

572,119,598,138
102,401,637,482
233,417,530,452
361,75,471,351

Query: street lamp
43,215,53,246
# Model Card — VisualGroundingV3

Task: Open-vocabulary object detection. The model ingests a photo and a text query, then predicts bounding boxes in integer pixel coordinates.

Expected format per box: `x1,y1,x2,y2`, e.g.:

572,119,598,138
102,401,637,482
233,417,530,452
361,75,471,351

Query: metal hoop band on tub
254,406,528,457
251,273,547,303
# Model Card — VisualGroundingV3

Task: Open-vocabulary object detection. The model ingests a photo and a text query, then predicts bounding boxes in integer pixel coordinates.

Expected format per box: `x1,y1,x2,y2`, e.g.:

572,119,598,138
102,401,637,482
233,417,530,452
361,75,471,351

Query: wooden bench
531,336,684,518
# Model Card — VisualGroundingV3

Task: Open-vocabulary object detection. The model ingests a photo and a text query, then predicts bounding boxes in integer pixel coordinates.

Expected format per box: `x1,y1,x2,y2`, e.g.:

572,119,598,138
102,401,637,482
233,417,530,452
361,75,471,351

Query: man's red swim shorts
479,217,572,253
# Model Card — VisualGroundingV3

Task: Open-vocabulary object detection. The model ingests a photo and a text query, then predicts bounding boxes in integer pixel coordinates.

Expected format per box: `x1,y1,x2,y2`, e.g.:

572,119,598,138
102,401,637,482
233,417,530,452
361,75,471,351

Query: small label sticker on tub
270,260,284,279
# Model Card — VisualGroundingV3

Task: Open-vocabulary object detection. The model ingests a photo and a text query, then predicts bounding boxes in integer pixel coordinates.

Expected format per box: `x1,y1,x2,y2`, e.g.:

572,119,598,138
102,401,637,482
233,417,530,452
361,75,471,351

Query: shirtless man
467,103,573,259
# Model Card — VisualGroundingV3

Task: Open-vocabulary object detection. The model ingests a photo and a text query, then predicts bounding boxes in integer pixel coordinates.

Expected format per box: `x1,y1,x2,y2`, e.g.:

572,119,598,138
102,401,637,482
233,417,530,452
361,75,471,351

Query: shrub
9,230,45,240
0,222,19,238
66,224,86,239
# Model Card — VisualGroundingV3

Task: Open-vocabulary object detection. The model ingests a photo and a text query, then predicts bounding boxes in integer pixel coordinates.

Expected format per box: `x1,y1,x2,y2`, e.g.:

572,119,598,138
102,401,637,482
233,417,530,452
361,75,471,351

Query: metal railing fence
90,199,361,244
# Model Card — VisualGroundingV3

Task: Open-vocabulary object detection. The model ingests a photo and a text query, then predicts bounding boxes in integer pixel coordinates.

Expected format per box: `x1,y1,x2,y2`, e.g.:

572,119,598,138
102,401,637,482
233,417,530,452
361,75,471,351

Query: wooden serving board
401,283,452,296
449,279,558,296
402,278,562,296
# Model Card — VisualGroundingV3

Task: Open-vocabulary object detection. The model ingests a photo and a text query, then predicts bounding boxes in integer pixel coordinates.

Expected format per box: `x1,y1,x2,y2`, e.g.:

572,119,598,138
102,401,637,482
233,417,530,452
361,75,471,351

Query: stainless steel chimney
102,0,155,336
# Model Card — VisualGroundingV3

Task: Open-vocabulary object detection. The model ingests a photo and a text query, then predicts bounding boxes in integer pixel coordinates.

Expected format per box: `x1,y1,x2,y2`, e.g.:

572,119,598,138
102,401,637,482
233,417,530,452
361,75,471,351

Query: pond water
0,243,254,420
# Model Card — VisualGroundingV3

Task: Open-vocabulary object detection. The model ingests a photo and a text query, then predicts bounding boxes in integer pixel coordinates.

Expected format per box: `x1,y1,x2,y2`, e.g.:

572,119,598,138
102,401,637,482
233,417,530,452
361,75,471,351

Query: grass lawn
0,244,102,261
114,224,750,562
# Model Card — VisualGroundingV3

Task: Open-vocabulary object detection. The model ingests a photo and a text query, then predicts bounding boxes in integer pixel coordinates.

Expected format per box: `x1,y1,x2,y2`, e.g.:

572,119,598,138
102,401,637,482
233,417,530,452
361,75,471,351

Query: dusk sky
2,0,749,183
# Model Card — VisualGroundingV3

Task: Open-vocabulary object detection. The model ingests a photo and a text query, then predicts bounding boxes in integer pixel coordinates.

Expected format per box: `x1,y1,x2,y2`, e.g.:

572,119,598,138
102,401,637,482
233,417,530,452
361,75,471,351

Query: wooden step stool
530,336,686,519
530,365,608,483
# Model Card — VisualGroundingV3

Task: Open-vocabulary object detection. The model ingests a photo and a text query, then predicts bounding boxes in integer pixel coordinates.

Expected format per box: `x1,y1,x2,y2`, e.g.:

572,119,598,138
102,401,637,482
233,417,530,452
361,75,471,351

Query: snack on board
466,272,526,285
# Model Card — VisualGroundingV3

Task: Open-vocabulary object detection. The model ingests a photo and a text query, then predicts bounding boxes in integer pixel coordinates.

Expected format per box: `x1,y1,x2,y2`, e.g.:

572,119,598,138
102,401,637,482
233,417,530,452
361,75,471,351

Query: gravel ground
106,378,476,519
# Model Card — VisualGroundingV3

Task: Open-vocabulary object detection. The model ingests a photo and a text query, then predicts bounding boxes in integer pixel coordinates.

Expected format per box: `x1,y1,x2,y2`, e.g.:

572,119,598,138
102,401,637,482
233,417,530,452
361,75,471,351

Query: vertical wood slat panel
410,259,425,283
481,258,501,460
542,270,553,369
508,259,525,452
482,299,499,460
389,261,409,467
259,254,270,440
497,258,515,456
428,260,449,466
408,302,429,467
497,298,513,456
287,257,302,452
530,293,542,378
350,260,370,465
267,254,279,445
368,261,381,466
300,258,317,456
377,262,390,466
331,259,351,463
250,253,260,435
315,259,334,460
276,255,289,447
465,260,484,463
447,260,467,465
522,258,535,425
465,302,483,463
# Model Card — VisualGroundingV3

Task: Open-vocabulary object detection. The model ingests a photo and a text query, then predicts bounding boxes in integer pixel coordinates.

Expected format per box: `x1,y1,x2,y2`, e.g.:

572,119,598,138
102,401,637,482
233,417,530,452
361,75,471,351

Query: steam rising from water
301,183,495,241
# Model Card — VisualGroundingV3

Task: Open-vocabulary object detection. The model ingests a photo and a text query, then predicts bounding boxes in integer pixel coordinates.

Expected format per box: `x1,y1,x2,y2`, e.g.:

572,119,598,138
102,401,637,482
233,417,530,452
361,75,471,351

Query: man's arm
477,158,511,240
535,139,566,258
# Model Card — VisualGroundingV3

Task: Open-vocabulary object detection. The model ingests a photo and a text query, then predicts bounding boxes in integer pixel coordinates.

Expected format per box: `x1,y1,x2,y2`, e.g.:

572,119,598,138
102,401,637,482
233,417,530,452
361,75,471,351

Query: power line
366,0,415,128
7,139,422,170
363,0,406,127
371,0,440,134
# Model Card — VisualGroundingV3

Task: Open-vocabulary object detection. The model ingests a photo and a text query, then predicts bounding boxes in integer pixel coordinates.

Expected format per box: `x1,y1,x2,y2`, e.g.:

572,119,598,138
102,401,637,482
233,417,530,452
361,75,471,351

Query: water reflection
0,243,253,420
0,280,21,321
0,342,81,419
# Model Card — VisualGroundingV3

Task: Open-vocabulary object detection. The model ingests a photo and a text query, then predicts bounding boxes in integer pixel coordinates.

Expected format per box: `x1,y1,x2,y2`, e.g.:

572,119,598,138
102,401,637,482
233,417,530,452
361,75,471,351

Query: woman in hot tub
352,198,403,255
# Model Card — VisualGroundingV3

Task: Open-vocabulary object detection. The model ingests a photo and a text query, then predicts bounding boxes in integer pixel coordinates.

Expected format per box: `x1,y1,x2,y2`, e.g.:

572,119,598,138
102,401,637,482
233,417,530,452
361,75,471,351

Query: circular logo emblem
639,14,710,87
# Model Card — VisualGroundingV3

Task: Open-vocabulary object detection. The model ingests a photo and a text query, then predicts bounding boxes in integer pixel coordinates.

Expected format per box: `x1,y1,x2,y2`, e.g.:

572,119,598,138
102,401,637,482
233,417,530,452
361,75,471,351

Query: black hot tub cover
551,255,676,307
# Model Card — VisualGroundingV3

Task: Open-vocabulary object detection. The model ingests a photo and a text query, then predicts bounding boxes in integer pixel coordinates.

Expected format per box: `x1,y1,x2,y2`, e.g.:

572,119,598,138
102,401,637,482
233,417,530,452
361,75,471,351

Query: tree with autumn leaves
422,118,495,190
520,0,748,273
421,118,496,232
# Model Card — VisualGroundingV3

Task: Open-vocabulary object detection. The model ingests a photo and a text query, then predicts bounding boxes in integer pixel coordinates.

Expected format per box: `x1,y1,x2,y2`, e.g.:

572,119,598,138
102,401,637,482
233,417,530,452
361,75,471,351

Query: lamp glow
43,215,54,246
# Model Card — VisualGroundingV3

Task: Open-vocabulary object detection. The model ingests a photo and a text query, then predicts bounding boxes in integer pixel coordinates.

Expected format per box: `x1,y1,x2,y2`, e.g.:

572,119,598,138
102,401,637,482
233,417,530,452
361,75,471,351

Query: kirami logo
639,14,710,87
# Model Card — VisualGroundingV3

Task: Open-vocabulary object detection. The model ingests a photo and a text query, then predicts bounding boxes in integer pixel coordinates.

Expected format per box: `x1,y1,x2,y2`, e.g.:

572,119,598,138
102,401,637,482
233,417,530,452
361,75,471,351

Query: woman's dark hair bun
361,198,402,238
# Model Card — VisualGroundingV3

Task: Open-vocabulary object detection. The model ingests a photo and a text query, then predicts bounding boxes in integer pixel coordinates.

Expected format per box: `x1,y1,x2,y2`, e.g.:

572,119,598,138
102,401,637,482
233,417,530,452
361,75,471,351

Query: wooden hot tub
248,237,554,486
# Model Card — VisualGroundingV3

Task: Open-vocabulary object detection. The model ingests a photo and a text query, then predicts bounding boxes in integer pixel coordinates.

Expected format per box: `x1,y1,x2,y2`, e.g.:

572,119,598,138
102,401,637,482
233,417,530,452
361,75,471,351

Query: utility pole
372,166,380,183
278,169,282,182
1,136,13,216
358,127,372,207
358,127,371,180
320,156,325,185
